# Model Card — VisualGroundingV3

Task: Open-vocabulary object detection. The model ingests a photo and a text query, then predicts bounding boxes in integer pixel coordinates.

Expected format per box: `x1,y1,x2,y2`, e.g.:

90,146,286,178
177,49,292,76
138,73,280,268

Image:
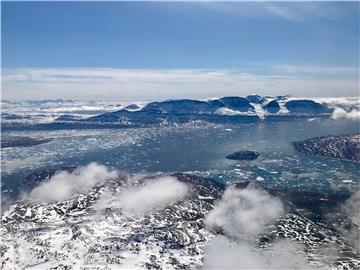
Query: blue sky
2,1,359,100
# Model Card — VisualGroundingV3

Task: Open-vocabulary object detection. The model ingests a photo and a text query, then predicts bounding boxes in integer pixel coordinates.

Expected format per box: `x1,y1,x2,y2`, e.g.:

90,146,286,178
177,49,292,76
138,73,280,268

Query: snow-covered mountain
85,96,334,126
2,171,358,269
1,96,359,128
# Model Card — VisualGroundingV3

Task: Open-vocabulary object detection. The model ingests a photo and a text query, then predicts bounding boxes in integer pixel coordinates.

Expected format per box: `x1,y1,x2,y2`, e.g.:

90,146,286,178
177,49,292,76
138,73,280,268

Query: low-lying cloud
119,176,190,216
205,185,284,238
25,162,118,202
203,185,316,269
95,176,190,216
203,236,314,270
340,190,360,252
3,67,359,100
331,107,360,121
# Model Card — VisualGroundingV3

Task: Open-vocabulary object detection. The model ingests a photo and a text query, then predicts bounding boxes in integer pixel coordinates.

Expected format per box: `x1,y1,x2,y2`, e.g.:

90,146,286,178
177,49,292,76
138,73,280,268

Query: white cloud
343,190,360,225
313,97,360,107
331,108,360,121
2,68,358,100
275,65,359,75
95,176,190,216
340,190,360,252
203,236,315,270
264,3,304,22
263,2,352,23
119,176,190,216
205,185,284,239
202,2,346,23
25,162,118,202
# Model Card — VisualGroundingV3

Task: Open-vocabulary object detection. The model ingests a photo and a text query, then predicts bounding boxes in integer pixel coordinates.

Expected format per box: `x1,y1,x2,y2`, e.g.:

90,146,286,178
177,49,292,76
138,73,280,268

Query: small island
226,150,260,160
1,136,53,148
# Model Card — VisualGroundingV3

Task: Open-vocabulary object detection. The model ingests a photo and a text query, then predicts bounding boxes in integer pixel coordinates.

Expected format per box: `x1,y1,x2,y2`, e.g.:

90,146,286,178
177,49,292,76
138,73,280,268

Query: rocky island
226,150,260,160
1,136,53,148
292,133,360,162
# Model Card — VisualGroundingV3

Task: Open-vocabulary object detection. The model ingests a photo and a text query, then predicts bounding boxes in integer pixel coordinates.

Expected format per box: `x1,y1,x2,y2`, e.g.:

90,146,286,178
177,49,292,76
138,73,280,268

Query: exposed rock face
285,100,331,114
24,167,77,189
246,94,262,104
219,96,255,112
207,99,226,109
262,99,281,113
0,136,53,148
226,150,260,160
292,133,360,162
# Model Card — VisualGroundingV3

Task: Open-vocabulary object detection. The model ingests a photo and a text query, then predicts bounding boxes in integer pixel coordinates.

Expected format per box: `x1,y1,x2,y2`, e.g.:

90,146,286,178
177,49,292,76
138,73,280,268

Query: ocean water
1,118,359,198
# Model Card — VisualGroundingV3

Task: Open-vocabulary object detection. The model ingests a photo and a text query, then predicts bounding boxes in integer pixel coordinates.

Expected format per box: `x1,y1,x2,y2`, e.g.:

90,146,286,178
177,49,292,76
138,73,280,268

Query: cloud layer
331,108,360,121
341,190,360,252
95,176,190,216
3,67,358,100
25,163,118,202
202,185,317,269
205,185,284,238
118,176,190,216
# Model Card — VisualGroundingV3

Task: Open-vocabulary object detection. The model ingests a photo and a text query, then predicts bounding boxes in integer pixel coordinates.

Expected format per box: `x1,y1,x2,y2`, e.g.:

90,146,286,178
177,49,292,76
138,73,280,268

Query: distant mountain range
85,95,333,126
2,95,358,128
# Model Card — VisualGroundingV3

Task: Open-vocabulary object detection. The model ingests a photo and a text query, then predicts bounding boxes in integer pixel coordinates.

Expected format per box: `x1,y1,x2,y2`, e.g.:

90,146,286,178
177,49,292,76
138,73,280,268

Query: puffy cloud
25,162,118,202
203,236,315,270
95,176,190,216
343,190,360,224
1,193,15,213
340,190,360,252
205,185,284,238
331,108,360,121
120,176,190,216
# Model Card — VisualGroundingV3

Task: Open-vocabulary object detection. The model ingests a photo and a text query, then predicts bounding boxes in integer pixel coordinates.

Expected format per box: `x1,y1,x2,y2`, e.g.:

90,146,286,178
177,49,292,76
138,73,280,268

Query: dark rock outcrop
262,99,281,113
292,133,360,162
285,100,331,114
124,104,142,111
55,114,81,122
24,166,77,188
225,150,260,160
1,136,53,148
246,95,262,104
219,96,255,112
142,99,224,115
